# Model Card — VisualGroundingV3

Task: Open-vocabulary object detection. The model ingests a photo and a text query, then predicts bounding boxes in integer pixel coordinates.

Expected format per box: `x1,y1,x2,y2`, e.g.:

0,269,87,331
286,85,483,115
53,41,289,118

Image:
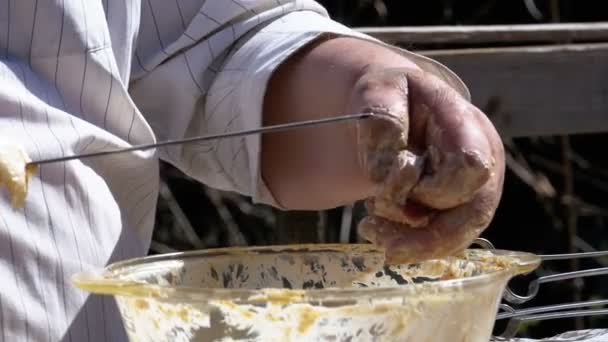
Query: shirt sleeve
129,1,470,209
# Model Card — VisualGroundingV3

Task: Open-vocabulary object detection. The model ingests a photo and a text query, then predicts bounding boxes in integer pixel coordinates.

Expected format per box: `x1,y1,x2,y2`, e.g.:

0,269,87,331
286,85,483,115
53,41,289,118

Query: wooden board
358,23,608,46
411,43,608,138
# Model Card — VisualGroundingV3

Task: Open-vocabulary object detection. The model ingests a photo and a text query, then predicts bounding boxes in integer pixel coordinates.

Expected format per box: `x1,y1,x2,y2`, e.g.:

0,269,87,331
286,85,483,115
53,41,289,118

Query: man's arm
130,0,503,263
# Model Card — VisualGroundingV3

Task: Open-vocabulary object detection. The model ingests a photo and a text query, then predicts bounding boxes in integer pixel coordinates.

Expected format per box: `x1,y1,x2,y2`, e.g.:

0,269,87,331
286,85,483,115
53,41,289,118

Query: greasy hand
346,66,505,264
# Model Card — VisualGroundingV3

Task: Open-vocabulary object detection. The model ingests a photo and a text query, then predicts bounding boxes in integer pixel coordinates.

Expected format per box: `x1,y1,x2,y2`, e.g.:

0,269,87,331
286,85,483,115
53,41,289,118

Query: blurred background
152,1,608,339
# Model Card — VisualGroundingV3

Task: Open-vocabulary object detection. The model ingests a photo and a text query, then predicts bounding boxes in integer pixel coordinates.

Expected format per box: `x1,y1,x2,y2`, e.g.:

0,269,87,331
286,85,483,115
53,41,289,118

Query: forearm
261,36,420,210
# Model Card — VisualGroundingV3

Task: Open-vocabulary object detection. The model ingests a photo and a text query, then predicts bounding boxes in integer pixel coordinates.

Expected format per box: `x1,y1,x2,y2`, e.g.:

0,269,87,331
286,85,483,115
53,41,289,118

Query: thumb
345,67,413,183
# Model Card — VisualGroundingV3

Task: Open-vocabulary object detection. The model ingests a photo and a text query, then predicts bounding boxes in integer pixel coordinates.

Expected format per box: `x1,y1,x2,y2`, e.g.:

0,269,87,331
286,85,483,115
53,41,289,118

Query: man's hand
262,36,504,263
347,67,505,264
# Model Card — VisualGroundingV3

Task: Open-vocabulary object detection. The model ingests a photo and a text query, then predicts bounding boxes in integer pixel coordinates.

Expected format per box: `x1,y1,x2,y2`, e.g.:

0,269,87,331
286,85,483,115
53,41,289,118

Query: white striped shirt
0,1,468,341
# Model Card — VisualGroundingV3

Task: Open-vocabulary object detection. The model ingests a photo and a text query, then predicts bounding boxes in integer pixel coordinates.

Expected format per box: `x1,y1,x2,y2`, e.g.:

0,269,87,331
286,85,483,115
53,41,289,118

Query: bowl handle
491,249,542,276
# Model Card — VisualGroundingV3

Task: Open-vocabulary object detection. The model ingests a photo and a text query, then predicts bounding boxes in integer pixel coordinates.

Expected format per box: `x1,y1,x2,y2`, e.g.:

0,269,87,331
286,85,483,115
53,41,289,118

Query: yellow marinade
0,142,37,209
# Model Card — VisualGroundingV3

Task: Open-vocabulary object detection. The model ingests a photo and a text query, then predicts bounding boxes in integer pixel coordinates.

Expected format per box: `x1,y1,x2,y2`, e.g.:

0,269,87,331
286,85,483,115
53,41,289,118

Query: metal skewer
27,112,374,166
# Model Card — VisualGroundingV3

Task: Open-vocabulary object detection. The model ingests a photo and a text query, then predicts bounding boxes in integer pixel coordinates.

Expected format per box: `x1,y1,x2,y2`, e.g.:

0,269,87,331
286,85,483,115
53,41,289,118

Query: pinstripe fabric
0,1,467,341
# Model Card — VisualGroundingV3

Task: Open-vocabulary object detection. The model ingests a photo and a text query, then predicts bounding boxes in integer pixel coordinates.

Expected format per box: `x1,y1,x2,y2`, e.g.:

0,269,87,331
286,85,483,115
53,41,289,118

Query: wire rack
468,239,608,340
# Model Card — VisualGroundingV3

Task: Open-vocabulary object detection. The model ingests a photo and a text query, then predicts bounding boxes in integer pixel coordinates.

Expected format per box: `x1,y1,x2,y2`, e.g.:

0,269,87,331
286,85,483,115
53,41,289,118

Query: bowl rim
72,243,541,303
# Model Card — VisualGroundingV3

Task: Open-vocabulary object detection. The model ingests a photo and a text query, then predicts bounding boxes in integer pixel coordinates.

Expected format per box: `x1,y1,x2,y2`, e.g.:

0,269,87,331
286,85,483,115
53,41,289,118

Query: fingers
366,197,435,229
359,102,505,264
406,71,495,209
350,67,496,210
359,171,501,264
348,66,505,265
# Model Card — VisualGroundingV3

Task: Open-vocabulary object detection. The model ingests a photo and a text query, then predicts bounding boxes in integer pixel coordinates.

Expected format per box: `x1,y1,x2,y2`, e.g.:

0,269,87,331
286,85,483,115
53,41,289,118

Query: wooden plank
414,43,608,138
357,23,608,46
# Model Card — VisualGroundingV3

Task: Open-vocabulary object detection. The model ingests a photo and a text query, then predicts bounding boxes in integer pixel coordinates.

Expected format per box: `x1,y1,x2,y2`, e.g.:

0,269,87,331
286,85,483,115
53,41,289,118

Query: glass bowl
73,244,540,341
